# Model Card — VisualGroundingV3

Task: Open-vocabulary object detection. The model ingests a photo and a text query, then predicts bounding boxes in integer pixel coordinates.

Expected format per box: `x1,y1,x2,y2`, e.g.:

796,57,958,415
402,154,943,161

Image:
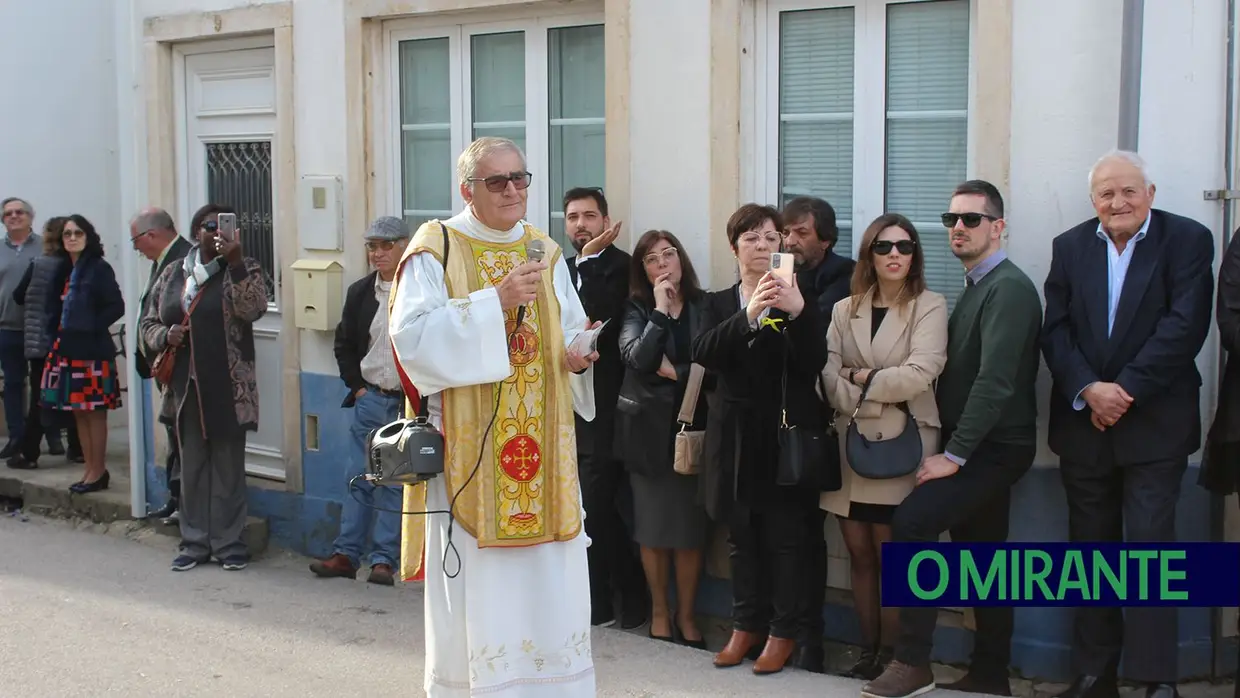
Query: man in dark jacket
131,207,192,521
563,187,647,628
311,216,410,587
780,195,854,672
1042,152,1213,698
782,196,856,317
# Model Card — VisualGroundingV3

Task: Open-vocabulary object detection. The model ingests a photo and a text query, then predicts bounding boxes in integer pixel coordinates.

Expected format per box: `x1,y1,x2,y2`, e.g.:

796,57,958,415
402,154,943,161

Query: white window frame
384,6,606,233
746,0,978,258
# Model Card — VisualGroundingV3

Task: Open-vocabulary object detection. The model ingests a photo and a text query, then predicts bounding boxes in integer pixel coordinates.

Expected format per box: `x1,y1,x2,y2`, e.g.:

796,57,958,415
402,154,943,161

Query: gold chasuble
389,221,582,581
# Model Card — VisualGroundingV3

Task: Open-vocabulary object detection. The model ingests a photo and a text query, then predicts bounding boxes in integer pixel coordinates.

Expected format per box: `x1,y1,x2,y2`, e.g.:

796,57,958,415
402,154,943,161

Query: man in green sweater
863,180,1043,698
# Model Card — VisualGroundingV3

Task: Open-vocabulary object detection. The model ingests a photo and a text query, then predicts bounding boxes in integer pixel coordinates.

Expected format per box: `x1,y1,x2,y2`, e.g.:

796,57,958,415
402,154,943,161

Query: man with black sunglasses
863,180,1042,698
1041,151,1213,698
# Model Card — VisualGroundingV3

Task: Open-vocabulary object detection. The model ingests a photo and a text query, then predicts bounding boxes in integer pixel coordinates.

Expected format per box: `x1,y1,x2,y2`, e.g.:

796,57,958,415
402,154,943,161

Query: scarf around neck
181,245,224,312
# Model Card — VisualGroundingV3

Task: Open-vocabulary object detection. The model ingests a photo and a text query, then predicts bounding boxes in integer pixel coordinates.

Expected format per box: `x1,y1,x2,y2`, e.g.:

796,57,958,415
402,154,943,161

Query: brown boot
368,564,396,586
861,660,935,698
713,629,766,668
309,553,358,579
752,636,797,675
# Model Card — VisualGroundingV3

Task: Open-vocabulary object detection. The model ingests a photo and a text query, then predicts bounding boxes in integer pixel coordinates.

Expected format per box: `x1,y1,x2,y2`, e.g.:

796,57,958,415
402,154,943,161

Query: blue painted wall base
694,463,1223,683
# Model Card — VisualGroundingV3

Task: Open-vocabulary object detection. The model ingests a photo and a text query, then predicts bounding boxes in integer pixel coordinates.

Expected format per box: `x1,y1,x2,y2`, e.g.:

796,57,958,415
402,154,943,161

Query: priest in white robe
389,136,601,697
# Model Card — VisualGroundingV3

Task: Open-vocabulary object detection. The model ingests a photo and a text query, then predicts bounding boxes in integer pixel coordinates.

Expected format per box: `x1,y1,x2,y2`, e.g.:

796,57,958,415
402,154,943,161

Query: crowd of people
375,138,1235,698
7,134,1238,698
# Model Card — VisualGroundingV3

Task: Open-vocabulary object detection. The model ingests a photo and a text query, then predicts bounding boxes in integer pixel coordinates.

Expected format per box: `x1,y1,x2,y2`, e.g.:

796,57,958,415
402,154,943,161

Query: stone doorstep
0,469,268,558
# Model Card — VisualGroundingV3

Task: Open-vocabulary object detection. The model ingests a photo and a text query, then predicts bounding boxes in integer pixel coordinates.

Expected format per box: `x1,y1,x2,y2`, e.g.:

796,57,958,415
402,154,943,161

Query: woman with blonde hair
820,213,948,679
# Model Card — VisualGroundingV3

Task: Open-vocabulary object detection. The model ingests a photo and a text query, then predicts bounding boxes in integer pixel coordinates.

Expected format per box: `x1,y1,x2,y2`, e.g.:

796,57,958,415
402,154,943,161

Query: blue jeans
333,389,403,568
0,330,26,443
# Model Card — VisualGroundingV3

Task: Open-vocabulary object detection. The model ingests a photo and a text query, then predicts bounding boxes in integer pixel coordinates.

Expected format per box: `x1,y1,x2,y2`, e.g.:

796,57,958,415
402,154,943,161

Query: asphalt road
0,513,869,697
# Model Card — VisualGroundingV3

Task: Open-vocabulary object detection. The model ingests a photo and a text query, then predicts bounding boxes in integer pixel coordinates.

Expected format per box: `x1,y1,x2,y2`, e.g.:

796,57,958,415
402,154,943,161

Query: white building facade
3,0,1236,682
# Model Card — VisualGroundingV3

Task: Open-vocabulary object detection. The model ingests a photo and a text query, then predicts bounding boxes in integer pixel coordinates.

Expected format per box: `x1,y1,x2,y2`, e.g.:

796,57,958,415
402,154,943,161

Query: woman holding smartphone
141,203,269,573
692,204,830,676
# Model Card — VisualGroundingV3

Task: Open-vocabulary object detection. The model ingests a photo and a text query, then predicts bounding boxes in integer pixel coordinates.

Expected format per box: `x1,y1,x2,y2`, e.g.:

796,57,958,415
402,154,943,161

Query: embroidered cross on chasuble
388,221,583,581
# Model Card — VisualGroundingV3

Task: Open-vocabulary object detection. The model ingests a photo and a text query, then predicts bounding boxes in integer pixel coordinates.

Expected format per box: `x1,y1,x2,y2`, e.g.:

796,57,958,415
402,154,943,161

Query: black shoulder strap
440,222,450,270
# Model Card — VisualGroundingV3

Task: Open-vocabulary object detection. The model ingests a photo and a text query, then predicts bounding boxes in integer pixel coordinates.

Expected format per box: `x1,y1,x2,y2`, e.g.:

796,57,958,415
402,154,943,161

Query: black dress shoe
1146,683,1180,698
69,471,110,494
793,644,825,673
0,441,19,459
1055,675,1120,698
5,454,36,470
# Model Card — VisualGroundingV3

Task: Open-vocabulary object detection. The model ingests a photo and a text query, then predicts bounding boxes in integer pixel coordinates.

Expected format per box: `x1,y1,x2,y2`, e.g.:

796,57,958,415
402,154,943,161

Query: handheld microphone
515,239,546,327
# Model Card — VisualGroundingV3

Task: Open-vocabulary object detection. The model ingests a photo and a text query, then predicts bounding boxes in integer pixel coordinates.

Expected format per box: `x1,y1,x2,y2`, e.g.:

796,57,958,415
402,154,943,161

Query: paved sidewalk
0,512,1234,698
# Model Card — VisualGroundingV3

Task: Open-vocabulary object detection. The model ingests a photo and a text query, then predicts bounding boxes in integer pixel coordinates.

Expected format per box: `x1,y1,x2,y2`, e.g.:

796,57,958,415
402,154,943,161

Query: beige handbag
673,363,706,475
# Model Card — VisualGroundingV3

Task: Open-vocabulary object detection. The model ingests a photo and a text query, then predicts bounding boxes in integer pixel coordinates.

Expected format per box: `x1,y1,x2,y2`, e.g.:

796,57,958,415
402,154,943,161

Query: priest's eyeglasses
365,240,397,252
468,171,534,193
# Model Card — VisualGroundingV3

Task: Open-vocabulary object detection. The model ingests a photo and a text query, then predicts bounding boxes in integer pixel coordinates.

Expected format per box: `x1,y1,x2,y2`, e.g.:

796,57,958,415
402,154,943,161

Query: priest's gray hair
458,137,528,186
1088,149,1153,193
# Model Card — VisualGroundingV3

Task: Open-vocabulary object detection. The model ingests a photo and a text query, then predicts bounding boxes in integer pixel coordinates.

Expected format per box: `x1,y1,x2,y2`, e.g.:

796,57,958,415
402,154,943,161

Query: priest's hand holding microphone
496,240,601,373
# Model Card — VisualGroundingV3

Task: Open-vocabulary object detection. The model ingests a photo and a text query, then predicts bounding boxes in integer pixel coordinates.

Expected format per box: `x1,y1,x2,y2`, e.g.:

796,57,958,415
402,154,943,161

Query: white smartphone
769,252,794,285
217,212,238,241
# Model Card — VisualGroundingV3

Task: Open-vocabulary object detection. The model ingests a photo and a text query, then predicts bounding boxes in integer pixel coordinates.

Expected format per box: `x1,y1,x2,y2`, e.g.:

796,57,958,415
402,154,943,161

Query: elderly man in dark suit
1041,150,1214,698
563,186,647,629
132,206,192,522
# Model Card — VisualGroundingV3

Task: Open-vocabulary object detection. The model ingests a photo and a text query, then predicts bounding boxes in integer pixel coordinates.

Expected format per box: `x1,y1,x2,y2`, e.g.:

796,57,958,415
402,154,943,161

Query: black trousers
729,497,817,639
891,440,1035,673
19,358,77,461
579,450,644,611
1060,453,1185,683
799,508,828,649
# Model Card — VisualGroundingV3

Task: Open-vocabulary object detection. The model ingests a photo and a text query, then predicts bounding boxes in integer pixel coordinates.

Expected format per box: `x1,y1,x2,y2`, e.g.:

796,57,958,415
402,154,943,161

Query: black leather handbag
775,340,842,492
845,369,923,479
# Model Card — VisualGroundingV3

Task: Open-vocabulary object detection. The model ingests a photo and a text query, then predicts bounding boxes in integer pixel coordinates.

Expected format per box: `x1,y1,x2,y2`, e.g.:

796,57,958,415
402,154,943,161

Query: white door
178,45,285,480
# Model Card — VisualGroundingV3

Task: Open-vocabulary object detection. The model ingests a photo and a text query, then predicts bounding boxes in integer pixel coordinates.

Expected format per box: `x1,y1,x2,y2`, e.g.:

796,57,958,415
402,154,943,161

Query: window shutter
398,37,453,232
471,32,527,149
778,7,855,252
548,25,606,248
885,0,971,308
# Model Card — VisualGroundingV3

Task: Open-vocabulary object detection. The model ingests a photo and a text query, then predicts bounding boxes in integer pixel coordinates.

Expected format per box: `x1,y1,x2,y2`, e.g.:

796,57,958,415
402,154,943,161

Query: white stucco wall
0,0,120,256
1137,0,1229,441
1008,0,1125,466
627,0,716,284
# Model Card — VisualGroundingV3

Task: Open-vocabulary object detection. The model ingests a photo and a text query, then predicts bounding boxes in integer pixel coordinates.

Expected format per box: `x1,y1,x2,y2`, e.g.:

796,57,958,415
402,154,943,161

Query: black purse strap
779,333,826,429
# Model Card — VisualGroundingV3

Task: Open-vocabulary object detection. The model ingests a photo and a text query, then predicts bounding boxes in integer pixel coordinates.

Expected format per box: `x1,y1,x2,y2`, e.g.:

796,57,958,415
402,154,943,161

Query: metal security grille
205,140,277,304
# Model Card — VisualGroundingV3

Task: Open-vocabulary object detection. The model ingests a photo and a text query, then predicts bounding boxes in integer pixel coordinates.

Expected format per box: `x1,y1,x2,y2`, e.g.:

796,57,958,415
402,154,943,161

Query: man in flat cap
310,216,411,586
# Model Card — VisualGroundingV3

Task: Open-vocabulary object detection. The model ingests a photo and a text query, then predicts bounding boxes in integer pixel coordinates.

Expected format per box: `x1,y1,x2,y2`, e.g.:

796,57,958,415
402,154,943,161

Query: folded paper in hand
569,319,609,355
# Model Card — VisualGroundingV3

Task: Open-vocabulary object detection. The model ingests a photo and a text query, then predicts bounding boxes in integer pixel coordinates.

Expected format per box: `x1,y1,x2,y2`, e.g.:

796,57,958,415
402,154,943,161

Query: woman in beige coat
820,213,948,680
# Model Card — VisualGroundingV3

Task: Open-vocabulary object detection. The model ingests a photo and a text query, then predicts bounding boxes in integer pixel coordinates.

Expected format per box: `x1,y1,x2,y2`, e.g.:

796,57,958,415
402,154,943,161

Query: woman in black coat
614,229,710,650
692,204,830,676
40,215,125,493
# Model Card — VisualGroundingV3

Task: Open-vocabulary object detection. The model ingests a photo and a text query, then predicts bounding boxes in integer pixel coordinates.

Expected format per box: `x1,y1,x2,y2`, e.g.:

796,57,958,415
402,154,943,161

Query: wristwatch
849,368,860,385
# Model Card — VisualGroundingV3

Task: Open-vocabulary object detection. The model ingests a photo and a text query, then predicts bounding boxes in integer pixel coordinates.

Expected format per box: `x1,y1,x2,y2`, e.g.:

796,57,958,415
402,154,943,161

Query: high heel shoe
69,470,109,494
674,619,707,650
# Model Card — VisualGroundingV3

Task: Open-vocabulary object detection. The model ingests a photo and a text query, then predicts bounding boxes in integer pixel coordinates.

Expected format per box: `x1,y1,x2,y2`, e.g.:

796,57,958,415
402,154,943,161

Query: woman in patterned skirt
41,215,125,493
